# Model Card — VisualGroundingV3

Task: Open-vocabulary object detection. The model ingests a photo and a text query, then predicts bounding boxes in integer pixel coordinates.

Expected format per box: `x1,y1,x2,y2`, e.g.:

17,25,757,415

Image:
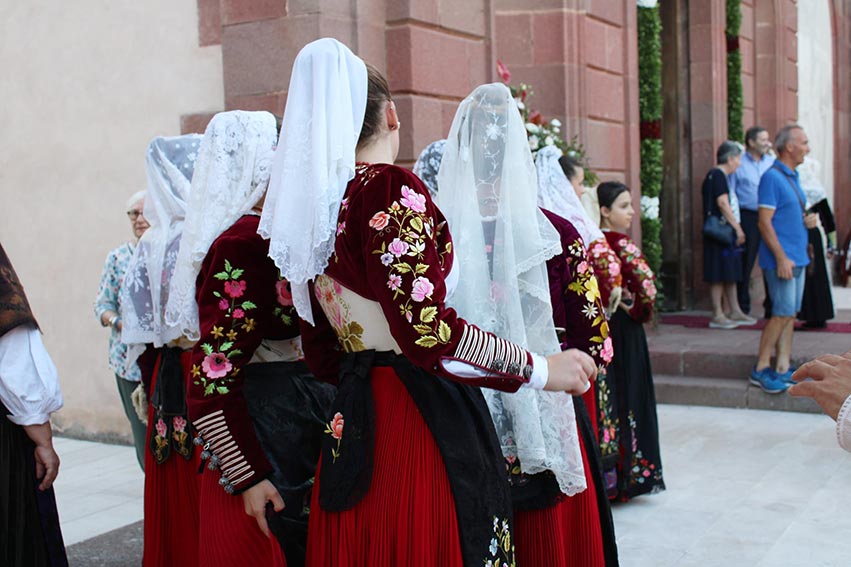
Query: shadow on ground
66,520,142,566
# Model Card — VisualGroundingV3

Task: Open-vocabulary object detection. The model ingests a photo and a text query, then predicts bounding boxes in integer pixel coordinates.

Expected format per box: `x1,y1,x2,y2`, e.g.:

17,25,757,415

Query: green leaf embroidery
228,349,243,357
220,341,234,352
437,321,452,343
213,271,229,280
216,386,230,395
394,263,412,274
413,324,432,335
414,263,429,275
230,268,244,279
224,259,233,273
410,216,423,233
241,301,257,310
200,343,214,356
415,335,438,348
420,306,438,323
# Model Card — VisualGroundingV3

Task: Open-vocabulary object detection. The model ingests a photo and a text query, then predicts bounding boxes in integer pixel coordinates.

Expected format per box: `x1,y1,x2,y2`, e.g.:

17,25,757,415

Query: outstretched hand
789,352,851,420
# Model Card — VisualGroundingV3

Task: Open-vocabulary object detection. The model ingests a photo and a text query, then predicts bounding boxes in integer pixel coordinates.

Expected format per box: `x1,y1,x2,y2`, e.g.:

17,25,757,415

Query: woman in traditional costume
260,38,596,567
163,110,335,567
436,83,616,567
0,242,67,567
592,181,665,501
121,134,203,567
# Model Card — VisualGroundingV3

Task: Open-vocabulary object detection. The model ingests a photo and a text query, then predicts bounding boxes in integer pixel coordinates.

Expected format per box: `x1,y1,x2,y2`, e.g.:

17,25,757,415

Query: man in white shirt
790,352,851,452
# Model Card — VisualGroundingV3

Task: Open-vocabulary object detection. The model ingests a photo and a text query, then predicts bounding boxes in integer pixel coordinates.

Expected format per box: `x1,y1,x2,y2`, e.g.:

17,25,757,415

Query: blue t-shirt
757,161,810,270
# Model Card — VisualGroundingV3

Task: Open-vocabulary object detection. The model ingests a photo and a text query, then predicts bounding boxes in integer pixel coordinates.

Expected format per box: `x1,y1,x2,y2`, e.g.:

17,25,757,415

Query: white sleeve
836,394,851,453
0,324,63,426
440,352,549,390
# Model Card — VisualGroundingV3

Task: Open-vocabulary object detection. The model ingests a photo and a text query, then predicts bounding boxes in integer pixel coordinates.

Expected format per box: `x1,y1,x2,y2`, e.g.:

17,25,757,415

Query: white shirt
0,324,63,426
837,394,851,453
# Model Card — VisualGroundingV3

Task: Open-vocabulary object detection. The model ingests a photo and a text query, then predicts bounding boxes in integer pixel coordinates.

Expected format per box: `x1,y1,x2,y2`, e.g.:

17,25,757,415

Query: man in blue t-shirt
751,125,820,393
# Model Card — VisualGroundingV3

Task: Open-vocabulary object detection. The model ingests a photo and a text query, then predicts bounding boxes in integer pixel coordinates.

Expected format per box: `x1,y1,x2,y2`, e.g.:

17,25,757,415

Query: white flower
529,135,540,150
640,195,660,220
525,123,539,134
550,119,561,128
516,100,525,111
544,136,554,146
637,0,658,7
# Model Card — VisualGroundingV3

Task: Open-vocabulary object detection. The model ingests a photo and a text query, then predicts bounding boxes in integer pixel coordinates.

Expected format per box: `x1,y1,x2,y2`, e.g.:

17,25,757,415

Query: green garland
637,4,664,288
726,0,743,142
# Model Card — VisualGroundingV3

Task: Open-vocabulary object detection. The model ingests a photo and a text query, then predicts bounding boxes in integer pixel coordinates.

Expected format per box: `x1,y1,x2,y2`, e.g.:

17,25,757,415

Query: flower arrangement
496,60,598,186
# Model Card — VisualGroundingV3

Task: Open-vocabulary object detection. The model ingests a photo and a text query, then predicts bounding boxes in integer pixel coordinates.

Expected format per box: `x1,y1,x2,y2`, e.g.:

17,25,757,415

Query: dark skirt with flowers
607,310,665,501
307,352,514,567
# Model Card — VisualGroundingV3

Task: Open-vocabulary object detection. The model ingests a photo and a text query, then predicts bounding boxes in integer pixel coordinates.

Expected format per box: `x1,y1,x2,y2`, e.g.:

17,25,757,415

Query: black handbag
703,214,736,246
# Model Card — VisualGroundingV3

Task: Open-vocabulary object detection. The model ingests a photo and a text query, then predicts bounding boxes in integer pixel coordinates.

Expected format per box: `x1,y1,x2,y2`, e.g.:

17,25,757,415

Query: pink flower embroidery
601,337,614,363
625,242,639,255
173,416,186,433
224,280,247,299
202,352,232,379
387,274,402,291
336,221,346,236
577,261,589,274
369,211,390,231
400,185,427,213
411,276,434,302
232,308,245,319
218,299,229,310
609,262,621,277
643,278,657,299
275,279,293,306
155,418,167,438
388,238,409,257
329,412,344,440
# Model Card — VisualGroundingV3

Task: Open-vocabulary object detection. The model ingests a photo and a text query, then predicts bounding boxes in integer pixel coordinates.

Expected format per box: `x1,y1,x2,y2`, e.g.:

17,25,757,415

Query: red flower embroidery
223,280,247,298
329,412,344,440
276,279,293,306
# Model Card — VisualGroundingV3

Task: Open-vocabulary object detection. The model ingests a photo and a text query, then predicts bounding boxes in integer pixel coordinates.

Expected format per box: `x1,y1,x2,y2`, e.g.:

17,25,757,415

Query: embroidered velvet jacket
187,215,300,493
542,209,612,372
603,231,657,324
301,163,536,390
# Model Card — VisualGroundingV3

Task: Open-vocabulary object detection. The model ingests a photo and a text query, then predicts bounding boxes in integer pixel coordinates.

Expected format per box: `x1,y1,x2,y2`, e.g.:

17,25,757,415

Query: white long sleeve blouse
0,323,63,426
837,394,851,453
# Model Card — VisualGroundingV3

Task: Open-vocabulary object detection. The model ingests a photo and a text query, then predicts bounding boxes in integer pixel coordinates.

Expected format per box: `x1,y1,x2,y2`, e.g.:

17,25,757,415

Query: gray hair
126,190,146,210
716,140,743,165
774,124,803,155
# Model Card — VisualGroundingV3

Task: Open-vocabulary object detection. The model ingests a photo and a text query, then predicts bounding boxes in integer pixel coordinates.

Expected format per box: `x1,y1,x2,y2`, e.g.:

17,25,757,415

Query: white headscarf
437,83,586,496
164,111,278,342
259,38,368,324
797,155,827,207
535,145,604,245
121,134,202,365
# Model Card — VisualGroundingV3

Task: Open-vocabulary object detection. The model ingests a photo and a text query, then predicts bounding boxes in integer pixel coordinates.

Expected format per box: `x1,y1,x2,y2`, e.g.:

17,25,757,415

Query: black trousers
737,209,761,313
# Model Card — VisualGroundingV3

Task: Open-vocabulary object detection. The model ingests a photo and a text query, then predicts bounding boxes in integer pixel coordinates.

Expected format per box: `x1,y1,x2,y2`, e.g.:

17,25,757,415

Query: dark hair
716,140,743,165
357,64,392,148
558,154,583,183
597,181,630,209
745,126,766,148
274,115,283,137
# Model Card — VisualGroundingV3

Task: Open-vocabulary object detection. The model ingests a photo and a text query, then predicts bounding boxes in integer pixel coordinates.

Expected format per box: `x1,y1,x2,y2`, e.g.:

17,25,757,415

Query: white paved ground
55,404,851,565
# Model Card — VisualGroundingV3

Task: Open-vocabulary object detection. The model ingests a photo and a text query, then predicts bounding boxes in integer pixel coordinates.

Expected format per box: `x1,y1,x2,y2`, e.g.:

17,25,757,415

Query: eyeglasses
127,210,145,221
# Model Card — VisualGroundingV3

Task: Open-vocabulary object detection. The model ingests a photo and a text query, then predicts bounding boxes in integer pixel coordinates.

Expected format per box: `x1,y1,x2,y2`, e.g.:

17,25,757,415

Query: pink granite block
197,0,222,46
585,119,626,171
741,73,755,109
226,92,287,115
181,112,218,135
588,2,624,27
439,0,487,38
220,0,285,26
395,94,449,163
385,0,439,23
740,37,754,75
531,11,565,66
494,13,533,65
584,16,624,74
584,68,625,123
740,3,755,40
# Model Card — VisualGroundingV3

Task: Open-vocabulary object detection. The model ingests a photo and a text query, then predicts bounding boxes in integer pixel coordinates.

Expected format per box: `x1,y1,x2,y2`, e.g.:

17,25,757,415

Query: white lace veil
437,83,586,495
121,134,202,366
259,38,368,324
164,111,278,342
412,139,447,197
535,145,604,245
797,155,827,207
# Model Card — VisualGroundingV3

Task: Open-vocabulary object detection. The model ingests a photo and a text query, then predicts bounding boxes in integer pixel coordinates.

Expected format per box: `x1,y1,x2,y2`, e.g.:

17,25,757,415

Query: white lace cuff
523,353,548,390
836,394,851,453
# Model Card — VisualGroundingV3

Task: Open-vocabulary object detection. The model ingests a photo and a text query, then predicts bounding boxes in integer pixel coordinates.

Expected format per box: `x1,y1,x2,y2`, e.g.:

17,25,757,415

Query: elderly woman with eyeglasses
93,190,150,470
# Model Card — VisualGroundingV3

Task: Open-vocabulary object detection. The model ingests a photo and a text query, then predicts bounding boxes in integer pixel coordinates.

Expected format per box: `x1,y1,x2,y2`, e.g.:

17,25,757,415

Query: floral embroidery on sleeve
273,277,295,326
369,185,452,349
192,259,256,396
565,239,612,368
617,238,657,306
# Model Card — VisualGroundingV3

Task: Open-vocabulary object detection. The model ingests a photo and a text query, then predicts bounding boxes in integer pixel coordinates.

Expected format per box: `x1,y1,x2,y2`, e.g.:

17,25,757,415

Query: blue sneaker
775,366,798,385
749,367,790,394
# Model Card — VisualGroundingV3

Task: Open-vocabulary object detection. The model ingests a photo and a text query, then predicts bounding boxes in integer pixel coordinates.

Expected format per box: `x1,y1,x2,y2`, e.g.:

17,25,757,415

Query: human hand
804,212,820,230
242,479,285,537
789,353,851,420
33,444,60,491
776,256,795,280
735,227,746,246
544,349,597,395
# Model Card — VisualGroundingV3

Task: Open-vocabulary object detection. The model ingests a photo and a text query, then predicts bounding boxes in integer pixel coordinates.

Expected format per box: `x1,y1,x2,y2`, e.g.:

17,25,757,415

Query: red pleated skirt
197,469,286,566
142,351,201,567
306,366,464,567
514,423,605,567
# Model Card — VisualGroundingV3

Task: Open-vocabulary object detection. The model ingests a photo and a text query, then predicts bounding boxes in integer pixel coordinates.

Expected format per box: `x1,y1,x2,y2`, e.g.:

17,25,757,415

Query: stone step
653,374,822,414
